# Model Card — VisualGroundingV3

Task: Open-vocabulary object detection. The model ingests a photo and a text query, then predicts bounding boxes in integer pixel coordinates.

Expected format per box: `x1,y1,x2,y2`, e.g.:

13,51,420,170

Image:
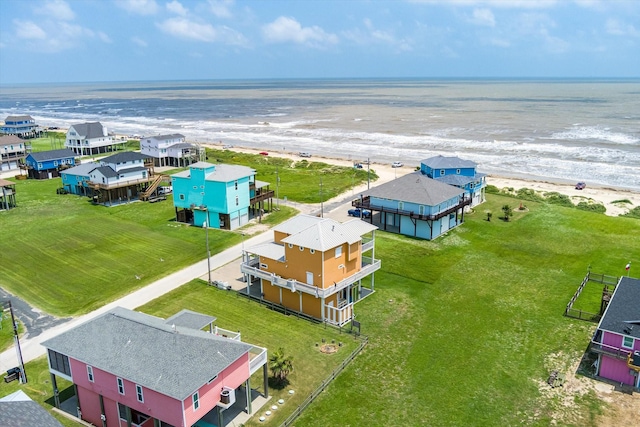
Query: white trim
117,377,125,395
193,391,200,411
622,336,634,349
87,365,94,383
136,384,144,403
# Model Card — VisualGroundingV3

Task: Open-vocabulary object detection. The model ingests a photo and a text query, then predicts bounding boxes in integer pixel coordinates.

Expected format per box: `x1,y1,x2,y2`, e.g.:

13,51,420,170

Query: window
38,163,43,169
54,161,58,166
310,249,315,254
299,246,304,251
234,180,238,190
288,243,293,248
179,194,185,200
623,336,634,349
440,169,445,176
48,350,71,376
235,196,239,206
136,385,144,402
193,392,200,411
398,201,404,210
193,186,198,189
260,263,268,269
87,366,94,382
117,377,125,395
335,246,342,258
338,264,345,269
456,169,460,174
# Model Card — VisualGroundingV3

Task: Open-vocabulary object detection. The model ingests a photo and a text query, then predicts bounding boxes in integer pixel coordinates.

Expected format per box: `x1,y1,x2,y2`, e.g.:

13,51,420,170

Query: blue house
61,162,98,196
420,155,486,206
25,148,77,179
1,115,42,138
354,171,471,240
171,161,273,230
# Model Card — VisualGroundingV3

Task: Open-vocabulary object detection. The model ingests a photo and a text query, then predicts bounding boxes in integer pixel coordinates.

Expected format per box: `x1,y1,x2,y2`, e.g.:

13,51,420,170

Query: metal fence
280,336,368,427
564,272,618,322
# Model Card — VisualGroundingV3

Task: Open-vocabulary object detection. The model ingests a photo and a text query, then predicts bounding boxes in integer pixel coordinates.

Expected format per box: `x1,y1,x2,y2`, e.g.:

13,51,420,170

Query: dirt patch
534,352,640,425
319,343,339,354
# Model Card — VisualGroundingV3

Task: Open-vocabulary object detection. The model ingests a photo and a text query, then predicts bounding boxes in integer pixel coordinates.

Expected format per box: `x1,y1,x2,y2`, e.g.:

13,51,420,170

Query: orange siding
301,292,322,318
321,242,361,288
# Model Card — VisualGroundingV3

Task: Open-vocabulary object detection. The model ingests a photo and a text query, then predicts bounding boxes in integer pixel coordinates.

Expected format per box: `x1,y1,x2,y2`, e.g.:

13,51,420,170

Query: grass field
2,194,639,426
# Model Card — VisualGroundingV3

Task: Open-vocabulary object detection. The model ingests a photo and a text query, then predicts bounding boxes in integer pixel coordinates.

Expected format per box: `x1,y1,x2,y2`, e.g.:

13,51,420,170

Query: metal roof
60,162,98,176
249,242,286,261
28,149,76,162
273,214,325,235
281,218,371,252
151,134,186,141
421,155,477,169
164,309,216,330
41,307,253,401
363,172,463,206
205,164,256,182
598,276,640,340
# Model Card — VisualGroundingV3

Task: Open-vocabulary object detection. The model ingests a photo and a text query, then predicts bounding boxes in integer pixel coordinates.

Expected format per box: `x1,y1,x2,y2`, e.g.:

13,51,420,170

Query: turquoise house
171,162,273,230
420,155,486,206
355,172,471,240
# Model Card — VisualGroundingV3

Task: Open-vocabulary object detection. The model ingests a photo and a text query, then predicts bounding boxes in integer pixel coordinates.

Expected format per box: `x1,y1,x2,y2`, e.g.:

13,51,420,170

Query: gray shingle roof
153,134,186,141
28,149,76,162
101,151,148,164
94,166,118,178
167,143,194,149
598,276,640,340
0,391,63,427
421,155,477,169
363,172,463,206
436,174,474,186
0,134,24,146
4,115,34,122
42,307,253,400
70,122,107,139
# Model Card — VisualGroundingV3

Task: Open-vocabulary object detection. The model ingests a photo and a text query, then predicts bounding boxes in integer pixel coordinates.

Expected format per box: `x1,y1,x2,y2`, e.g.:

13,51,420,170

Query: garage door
240,213,249,226
230,216,240,229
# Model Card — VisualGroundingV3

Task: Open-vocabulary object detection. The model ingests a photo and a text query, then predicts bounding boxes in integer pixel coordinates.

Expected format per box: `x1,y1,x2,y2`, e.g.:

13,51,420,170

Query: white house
88,152,150,187
140,133,203,167
65,122,124,156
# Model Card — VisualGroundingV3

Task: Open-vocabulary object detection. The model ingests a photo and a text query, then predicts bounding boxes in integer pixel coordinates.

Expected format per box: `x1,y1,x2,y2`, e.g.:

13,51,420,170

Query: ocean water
1,78,639,191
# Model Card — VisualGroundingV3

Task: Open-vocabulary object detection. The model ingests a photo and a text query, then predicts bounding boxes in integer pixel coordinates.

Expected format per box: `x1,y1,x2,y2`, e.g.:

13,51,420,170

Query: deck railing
249,346,268,375
589,341,632,360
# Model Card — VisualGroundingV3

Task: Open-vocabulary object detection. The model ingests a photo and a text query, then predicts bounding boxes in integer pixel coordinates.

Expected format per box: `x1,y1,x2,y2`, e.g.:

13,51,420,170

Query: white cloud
208,0,234,18
471,8,495,27
116,0,159,15
605,18,640,37
132,36,148,47
35,0,75,21
343,18,412,52
166,0,188,16
262,16,339,47
14,20,48,40
97,32,112,43
158,17,248,46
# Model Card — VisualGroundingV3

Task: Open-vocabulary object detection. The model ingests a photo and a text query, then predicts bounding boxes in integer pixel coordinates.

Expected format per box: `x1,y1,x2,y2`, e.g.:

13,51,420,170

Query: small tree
269,347,294,385
486,211,493,222
502,204,513,221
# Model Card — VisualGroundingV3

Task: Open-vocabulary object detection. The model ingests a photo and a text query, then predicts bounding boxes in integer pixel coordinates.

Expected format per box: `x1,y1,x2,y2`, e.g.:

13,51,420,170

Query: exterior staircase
140,174,168,201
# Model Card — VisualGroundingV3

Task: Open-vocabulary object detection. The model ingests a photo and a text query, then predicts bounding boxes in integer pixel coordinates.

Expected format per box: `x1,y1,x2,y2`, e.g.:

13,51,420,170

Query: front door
306,271,314,286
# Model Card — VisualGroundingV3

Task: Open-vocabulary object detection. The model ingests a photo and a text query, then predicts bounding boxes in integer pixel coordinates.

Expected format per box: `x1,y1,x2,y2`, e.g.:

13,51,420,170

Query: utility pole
203,216,211,286
276,166,280,209
367,157,370,190
3,300,27,383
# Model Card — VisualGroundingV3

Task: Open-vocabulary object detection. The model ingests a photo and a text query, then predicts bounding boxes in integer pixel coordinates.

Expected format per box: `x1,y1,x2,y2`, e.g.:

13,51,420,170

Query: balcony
241,257,381,299
354,196,471,221
88,176,154,190
589,341,632,361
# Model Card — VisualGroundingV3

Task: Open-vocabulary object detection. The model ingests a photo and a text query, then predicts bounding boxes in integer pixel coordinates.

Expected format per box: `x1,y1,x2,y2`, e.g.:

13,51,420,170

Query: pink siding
598,331,639,386
183,353,251,427
70,358,183,427
599,355,636,385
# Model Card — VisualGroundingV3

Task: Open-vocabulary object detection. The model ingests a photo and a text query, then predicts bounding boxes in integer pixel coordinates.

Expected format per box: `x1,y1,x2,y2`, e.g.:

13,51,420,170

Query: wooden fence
280,336,368,427
564,272,618,322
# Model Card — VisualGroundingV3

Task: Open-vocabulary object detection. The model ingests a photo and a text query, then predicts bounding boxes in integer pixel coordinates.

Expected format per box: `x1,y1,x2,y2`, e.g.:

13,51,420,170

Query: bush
516,188,544,202
485,184,500,194
576,201,606,214
543,192,574,208
622,206,640,219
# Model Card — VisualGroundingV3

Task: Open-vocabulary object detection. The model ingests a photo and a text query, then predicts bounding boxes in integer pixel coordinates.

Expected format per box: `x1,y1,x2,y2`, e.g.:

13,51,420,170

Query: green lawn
0,178,234,316
292,195,640,426
205,148,377,203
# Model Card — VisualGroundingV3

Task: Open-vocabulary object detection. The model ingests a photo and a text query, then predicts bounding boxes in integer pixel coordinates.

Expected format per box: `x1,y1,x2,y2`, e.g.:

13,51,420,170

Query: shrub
485,184,500,194
576,201,606,214
516,188,543,202
622,206,640,219
543,192,574,208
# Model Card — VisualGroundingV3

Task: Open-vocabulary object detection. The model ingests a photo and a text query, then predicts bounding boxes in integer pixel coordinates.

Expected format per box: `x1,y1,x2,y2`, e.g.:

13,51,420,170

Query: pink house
42,307,268,427
590,276,640,388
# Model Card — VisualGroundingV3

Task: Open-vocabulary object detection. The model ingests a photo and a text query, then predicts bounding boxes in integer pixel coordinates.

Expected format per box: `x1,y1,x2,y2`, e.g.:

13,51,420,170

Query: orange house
241,214,380,326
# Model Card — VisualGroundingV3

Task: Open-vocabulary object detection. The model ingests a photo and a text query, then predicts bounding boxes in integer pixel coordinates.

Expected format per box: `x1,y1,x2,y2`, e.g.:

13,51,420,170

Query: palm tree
269,347,294,385
502,204,513,221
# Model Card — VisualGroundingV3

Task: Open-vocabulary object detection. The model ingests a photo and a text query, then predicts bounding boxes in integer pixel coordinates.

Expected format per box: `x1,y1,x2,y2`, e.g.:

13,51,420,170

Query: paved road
0,180,380,374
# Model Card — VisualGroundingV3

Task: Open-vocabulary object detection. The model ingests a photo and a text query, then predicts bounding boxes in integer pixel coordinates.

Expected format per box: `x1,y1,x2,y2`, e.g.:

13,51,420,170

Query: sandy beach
203,142,640,217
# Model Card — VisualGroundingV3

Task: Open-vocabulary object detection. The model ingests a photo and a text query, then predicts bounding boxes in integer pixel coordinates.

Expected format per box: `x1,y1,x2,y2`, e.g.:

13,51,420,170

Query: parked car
299,152,312,158
158,186,172,195
212,280,231,290
575,182,586,190
348,208,371,218
222,144,233,149
259,151,269,156
354,163,363,169
392,161,403,168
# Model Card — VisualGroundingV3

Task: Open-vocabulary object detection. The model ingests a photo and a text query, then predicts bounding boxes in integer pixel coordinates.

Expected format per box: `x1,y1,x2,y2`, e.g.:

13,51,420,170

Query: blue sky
1,0,639,83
